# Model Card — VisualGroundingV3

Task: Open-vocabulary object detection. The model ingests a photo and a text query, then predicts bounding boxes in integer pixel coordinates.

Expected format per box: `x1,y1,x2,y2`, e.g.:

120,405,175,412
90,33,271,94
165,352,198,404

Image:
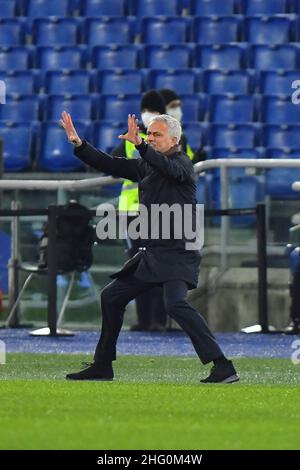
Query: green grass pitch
0,353,299,450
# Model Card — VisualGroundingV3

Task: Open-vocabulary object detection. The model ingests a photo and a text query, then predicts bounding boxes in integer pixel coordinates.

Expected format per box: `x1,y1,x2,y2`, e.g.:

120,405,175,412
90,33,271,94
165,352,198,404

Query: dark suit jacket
74,140,201,289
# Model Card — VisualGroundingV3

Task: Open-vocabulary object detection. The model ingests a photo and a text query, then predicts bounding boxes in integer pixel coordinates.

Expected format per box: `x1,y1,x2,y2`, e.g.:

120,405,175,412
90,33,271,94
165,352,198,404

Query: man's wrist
72,138,82,148
135,137,143,146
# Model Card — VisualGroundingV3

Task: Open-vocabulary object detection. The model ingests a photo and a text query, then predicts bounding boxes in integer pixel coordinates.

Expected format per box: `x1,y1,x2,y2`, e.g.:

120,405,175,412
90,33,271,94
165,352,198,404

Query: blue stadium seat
84,18,133,45
141,17,189,44
245,16,294,44
181,94,206,122
195,174,206,204
92,121,127,153
146,69,197,93
213,175,262,226
26,0,71,16
81,0,125,16
189,0,235,15
209,94,257,123
250,45,298,70
38,122,87,172
0,46,31,71
192,16,241,44
45,95,96,121
210,146,263,176
194,44,245,69
91,45,140,69
229,176,263,226
241,0,288,14
0,0,17,17
182,122,204,150
36,46,86,70
144,45,191,68
32,18,80,46
295,16,300,41
259,70,300,95
262,124,300,148
211,147,262,159
0,122,32,171
0,95,40,122
95,69,143,94
0,230,10,293
291,0,300,13
203,70,255,94
0,71,38,94
261,96,300,124
209,123,260,148
130,0,181,16
45,70,92,95
266,147,300,158
266,168,300,198
0,19,25,46
99,94,140,121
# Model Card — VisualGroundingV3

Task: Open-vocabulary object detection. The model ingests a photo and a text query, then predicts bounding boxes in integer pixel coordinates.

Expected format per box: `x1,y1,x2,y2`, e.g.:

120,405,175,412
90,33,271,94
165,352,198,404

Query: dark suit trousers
94,274,223,365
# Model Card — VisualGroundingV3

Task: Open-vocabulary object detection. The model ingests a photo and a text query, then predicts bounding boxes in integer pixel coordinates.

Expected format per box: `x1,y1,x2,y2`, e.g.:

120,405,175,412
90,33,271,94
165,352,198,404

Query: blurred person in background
159,88,206,164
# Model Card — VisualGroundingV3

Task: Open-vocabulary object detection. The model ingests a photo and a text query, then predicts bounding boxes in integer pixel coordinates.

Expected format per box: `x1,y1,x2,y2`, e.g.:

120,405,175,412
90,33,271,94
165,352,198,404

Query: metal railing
0,203,269,334
1,157,300,269
1,158,299,334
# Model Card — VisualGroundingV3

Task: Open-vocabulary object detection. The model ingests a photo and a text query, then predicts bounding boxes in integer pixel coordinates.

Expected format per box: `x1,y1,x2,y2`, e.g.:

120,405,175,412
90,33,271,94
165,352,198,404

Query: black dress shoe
200,360,240,384
284,321,300,335
66,362,114,381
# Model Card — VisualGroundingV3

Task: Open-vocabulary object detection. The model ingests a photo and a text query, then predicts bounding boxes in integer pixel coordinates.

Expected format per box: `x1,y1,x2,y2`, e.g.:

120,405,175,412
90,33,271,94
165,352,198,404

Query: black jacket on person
74,140,201,289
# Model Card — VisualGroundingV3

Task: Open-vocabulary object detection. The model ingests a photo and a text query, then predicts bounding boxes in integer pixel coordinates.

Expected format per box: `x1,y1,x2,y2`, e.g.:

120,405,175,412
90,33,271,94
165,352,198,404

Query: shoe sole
200,374,240,384
66,377,114,381
221,374,240,384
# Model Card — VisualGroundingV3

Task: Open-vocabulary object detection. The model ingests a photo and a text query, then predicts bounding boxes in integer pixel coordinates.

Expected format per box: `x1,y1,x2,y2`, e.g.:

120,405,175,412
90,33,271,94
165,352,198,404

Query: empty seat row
1,69,299,96
3,121,300,172
202,124,300,149
0,93,204,122
2,16,300,46
2,120,300,202
6,1,300,18
208,95,300,124
2,93,300,124
2,44,300,70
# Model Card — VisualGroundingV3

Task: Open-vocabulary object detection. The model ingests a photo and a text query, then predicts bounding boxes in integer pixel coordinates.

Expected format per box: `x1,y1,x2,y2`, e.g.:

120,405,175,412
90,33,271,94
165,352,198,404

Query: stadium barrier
0,203,268,335
1,158,300,335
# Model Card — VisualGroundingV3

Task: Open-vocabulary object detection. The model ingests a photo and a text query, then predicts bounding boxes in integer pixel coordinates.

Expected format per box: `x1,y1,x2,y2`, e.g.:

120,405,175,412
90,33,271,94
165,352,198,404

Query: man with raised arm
60,111,239,384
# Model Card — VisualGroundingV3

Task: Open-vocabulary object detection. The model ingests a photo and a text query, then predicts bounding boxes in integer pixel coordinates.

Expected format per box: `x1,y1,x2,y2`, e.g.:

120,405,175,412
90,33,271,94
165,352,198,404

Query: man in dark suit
60,111,239,383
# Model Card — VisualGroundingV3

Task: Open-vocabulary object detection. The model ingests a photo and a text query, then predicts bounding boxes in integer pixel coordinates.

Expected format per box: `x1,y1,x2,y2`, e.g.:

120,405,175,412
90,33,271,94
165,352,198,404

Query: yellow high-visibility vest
118,132,147,212
186,143,194,160
118,134,194,212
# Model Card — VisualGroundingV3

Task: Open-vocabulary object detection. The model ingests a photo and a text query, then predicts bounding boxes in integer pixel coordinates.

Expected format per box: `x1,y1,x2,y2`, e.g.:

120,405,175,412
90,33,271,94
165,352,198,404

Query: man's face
146,121,177,154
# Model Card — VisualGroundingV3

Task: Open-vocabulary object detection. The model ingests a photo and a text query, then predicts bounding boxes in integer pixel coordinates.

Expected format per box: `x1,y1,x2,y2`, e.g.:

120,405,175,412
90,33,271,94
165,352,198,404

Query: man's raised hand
118,114,142,146
60,111,82,147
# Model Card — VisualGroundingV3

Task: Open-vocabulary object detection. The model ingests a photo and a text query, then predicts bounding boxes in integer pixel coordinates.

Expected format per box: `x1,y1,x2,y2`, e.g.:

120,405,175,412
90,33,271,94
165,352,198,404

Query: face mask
141,111,159,128
167,106,183,122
